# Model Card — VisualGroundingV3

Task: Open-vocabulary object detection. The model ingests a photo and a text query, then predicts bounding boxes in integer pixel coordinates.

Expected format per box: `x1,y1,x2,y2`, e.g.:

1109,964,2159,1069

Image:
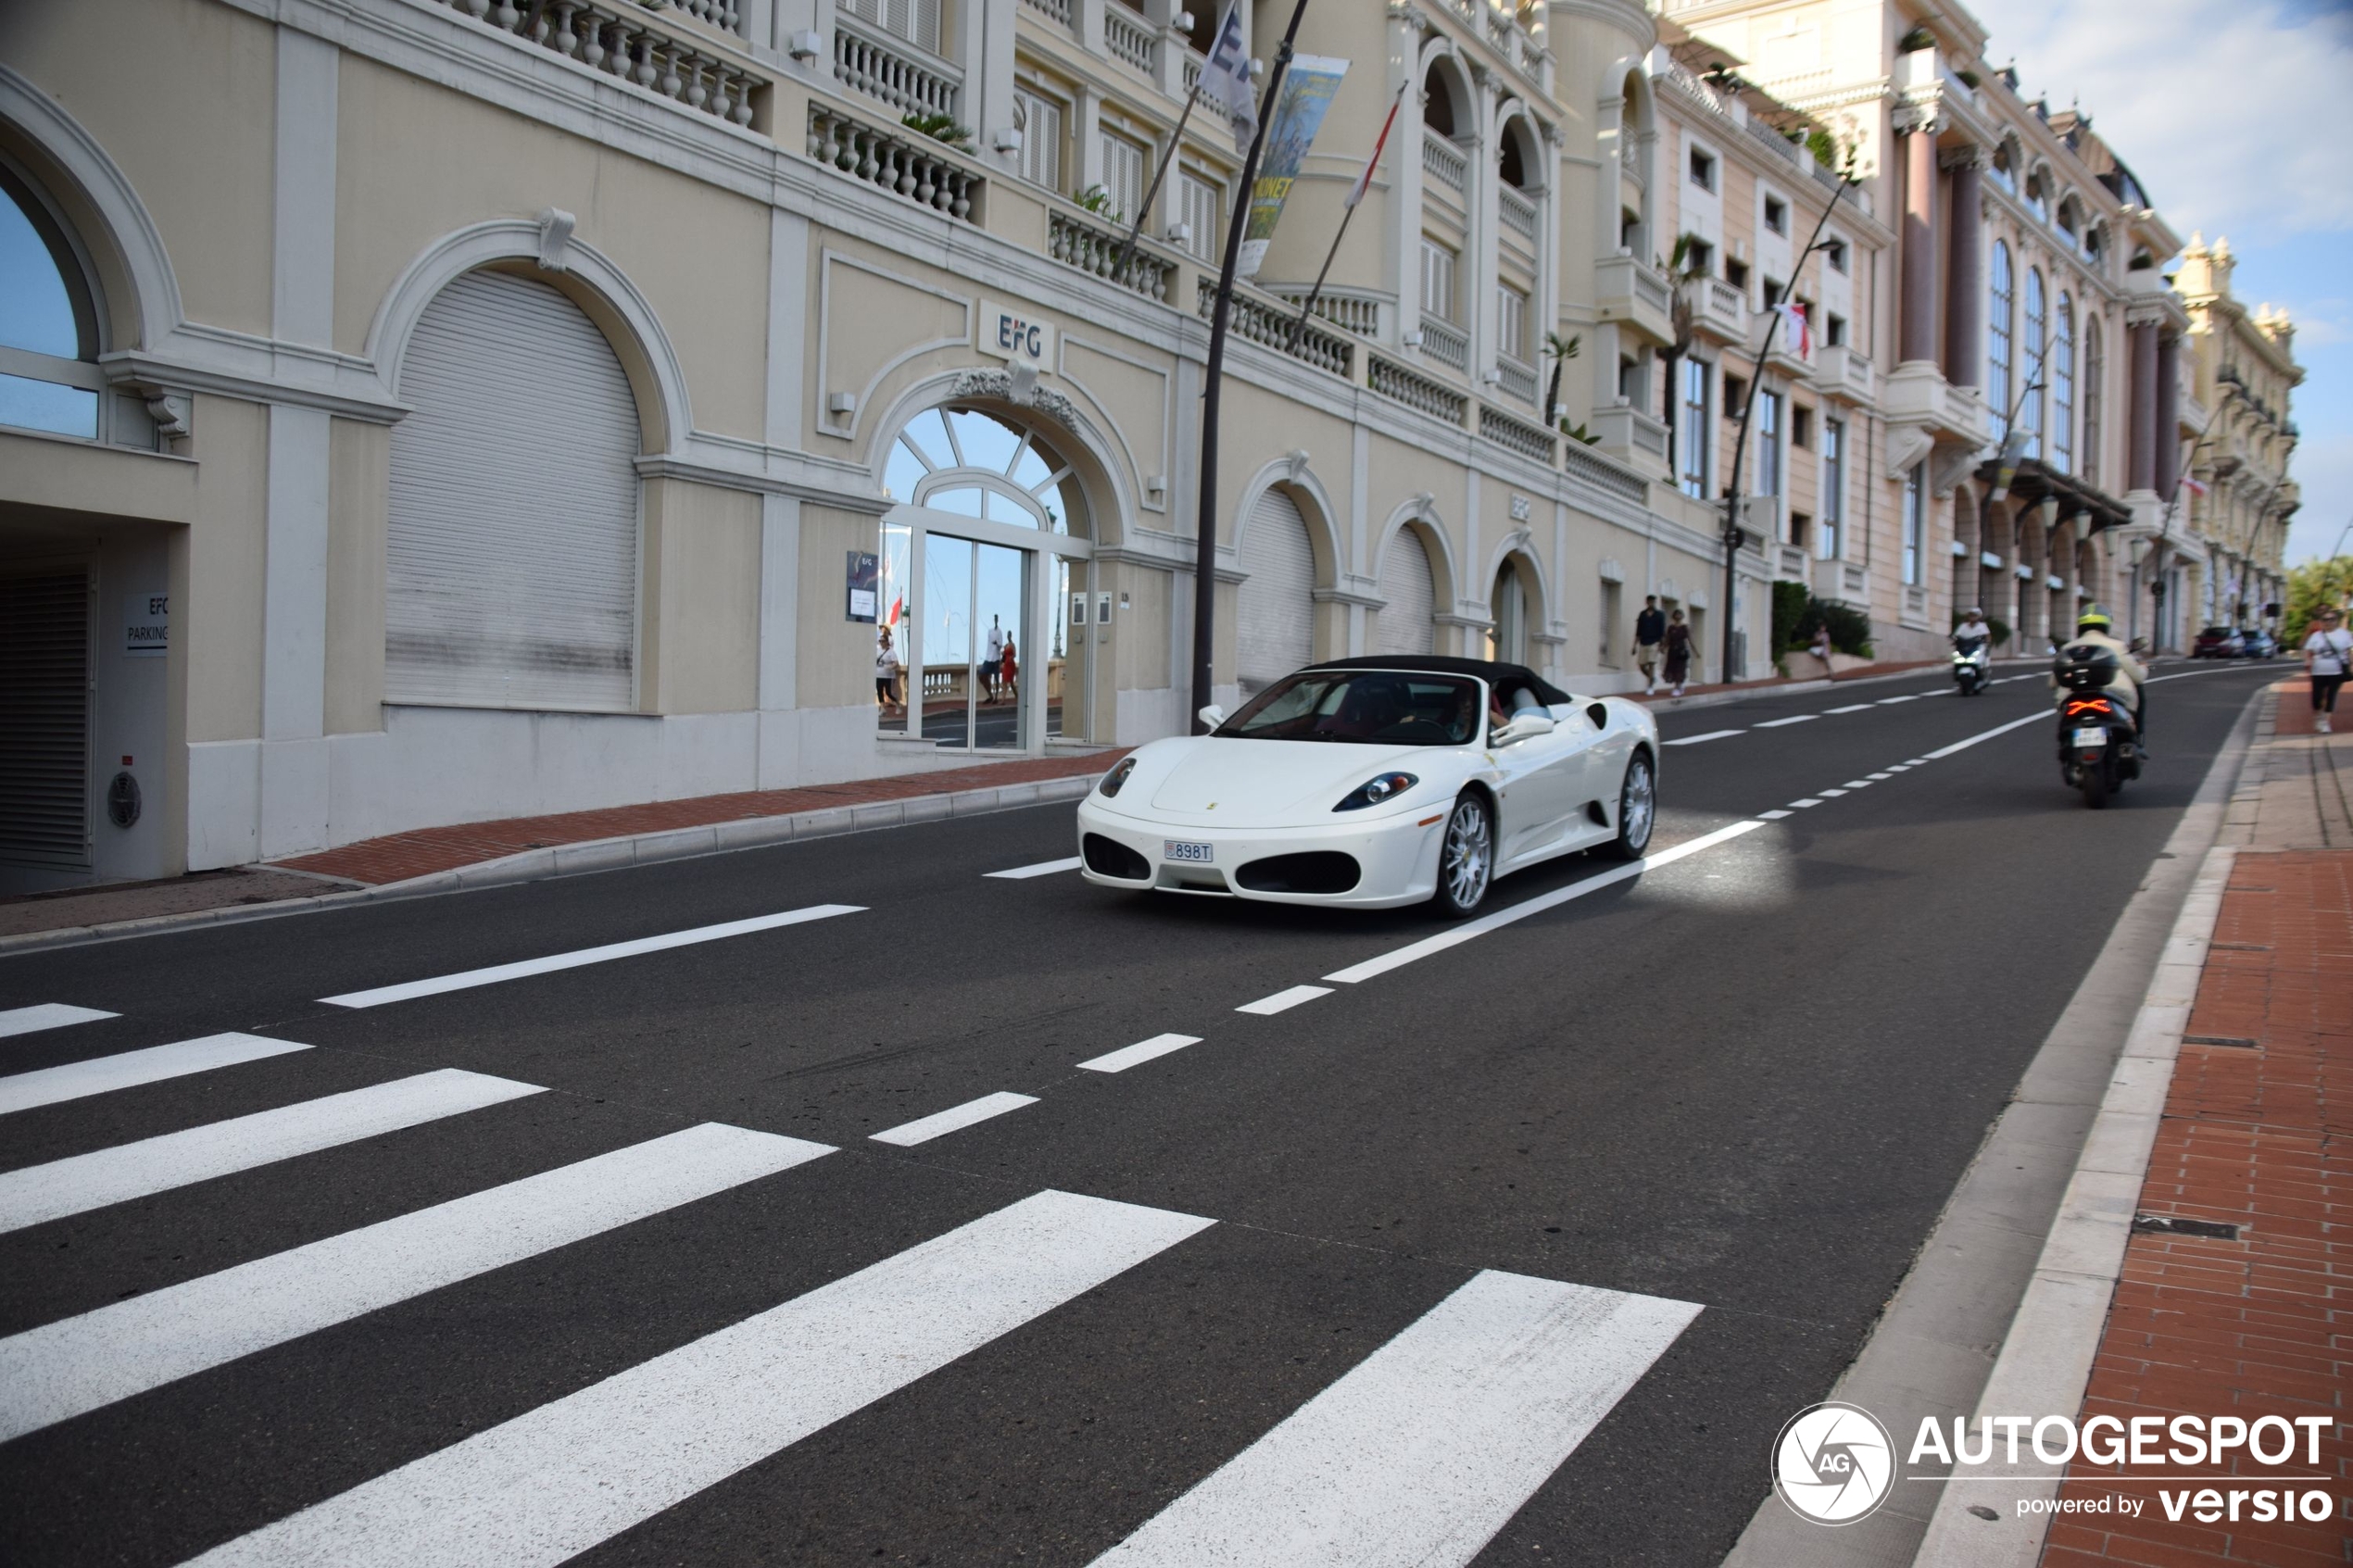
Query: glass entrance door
917,534,1027,751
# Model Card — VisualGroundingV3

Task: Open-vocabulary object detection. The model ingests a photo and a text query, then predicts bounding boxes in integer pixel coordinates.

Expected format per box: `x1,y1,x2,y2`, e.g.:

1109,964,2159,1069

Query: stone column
1940,145,1984,387
2127,319,2158,493
2155,331,2181,502
1899,127,1938,364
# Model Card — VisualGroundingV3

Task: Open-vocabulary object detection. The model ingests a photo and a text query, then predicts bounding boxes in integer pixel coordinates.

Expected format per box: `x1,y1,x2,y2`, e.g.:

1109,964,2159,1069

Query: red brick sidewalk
275,749,1121,886
2043,688,2350,1566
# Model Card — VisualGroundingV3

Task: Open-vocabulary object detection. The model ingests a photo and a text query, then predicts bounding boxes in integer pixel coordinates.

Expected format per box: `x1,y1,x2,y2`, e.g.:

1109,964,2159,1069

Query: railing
1494,357,1538,406
806,105,981,220
1183,51,1202,94
1021,0,1072,21
1810,159,1844,194
1199,278,1355,379
1051,209,1174,300
1369,355,1468,424
428,0,763,126
1422,129,1467,194
1699,277,1745,338
1478,404,1554,463
667,0,742,33
1265,288,1381,338
1742,114,1802,168
1103,6,1157,74
1775,544,1809,582
1498,185,1538,243
833,11,960,119
1562,441,1651,504
1619,135,1639,176
1658,59,1736,119
1417,316,1468,371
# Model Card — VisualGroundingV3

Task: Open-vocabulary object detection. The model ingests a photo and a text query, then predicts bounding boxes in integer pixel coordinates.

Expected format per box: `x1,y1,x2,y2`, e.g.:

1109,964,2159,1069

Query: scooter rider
2054,607,2149,744
1953,608,1992,654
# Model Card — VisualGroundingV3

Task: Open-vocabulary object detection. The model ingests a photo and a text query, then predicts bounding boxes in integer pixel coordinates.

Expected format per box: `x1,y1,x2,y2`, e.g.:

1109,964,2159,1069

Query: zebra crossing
1,1003,1704,1565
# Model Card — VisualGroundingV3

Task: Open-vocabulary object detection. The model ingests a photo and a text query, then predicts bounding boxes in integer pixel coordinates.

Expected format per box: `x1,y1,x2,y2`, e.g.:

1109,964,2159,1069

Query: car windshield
1216,671,1484,746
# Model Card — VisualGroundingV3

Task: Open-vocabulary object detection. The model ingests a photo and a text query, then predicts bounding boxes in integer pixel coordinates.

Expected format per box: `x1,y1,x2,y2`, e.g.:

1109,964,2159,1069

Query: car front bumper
1074,795,1448,909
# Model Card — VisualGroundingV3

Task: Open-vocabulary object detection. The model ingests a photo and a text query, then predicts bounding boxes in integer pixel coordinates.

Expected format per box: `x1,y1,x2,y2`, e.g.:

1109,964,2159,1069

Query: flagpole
1109,86,1203,292
1285,82,1403,354
1193,0,1315,733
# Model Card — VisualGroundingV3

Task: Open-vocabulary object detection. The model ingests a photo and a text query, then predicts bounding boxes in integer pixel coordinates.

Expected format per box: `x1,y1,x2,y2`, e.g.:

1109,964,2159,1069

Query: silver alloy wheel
1443,797,1491,908
1621,756,1655,850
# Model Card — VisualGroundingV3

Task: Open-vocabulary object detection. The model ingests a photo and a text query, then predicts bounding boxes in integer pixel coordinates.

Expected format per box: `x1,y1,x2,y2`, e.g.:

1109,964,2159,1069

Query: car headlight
1099,758,1138,797
1334,771,1418,811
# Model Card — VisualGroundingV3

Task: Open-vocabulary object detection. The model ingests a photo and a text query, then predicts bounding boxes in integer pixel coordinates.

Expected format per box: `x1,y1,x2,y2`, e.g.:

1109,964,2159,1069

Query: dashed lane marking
870,1092,1038,1148
1754,714,1818,728
1757,809,1793,821
987,857,1084,880
1824,704,1875,714
1237,985,1334,1016
1664,730,1743,746
1078,1035,1204,1073
1789,798,1824,809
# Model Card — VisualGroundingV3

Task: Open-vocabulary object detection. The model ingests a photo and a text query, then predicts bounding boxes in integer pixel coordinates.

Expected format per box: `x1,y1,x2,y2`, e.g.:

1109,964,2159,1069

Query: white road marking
1090,1270,1701,1568
1877,695,1921,705
0,1123,832,1441
1841,780,1874,789
1078,1034,1204,1073
1757,809,1793,821
0,1034,308,1116
1754,714,1818,727
1869,771,1896,780
1323,820,1767,985
987,857,1084,880
319,905,864,1009
1238,985,1333,1016
870,1091,1038,1147
1904,758,1929,766
187,1190,1214,1568
1663,729,1743,746
0,1070,542,1236
1818,788,1849,797
0,1004,117,1039
1788,798,1824,809
1923,709,2048,759
1824,704,1875,714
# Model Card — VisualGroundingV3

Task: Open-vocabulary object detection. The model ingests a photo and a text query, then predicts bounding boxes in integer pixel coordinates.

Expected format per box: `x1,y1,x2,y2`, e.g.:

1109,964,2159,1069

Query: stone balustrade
833,11,960,119
1369,355,1468,424
1050,209,1174,301
806,105,980,220
1199,279,1356,379
430,0,763,126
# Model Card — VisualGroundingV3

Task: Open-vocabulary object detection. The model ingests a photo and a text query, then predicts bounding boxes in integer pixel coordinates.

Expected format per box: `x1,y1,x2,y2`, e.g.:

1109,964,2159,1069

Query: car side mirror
1197,704,1226,731
1492,712,1556,745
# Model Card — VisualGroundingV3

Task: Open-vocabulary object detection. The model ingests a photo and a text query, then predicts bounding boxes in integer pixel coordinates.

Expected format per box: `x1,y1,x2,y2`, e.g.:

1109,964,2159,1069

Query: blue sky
1966,0,2353,566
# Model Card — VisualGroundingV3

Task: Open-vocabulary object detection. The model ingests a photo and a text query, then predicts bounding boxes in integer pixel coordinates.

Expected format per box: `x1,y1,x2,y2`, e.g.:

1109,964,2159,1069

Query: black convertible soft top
1303,655,1572,707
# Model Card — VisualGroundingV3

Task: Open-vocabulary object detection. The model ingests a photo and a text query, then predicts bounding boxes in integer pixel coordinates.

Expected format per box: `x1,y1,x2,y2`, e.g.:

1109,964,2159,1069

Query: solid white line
1078,1034,1203,1073
1090,1270,1700,1568
1754,714,1818,727
1323,820,1768,985
189,1190,1214,1568
1825,704,1874,714
0,1034,308,1116
0,1004,117,1039
1923,709,2048,759
1877,695,1921,705
870,1091,1038,1147
1788,798,1823,809
1757,809,1792,821
1237,985,1333,1016
1663,729,1743,746
319,905,865,1009
986,857,1084,880
0,1070,543,1236
0,1123,833,1441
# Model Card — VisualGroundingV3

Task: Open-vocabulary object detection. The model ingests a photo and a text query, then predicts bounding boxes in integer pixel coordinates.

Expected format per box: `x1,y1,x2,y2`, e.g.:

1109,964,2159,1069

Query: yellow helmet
2077,607,2112,632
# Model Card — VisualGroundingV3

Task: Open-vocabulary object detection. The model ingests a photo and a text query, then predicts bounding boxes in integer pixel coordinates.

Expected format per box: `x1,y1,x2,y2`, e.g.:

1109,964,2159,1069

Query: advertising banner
1237,55,1349,280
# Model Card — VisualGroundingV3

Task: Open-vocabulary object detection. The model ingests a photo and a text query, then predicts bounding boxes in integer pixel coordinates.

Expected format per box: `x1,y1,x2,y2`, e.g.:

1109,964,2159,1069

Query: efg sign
977,300,1052,368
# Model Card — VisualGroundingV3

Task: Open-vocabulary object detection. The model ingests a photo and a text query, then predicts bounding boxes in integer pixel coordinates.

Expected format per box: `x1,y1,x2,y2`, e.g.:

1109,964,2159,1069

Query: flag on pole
1237,55,1350,278
2181,474,2210,496
1344,82,1409,210
1772,301,1812,358
1197,1,1257,155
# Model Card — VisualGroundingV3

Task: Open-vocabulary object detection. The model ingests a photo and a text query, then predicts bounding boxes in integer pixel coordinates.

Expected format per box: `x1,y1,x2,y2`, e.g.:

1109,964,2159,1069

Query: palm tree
1541,332,1579,429
1657,232,1711,481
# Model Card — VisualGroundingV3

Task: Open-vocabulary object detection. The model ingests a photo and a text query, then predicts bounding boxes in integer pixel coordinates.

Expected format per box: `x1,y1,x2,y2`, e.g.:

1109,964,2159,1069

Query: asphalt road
0,659,2279,1567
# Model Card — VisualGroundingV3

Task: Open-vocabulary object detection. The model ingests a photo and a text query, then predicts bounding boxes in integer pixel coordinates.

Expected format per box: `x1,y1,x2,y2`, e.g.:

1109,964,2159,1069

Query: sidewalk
2042,679,2351,1566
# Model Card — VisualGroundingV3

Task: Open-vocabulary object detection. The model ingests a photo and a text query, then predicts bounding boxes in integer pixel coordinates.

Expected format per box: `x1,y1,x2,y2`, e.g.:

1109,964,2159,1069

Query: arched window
2082,315,2105,486
1377,526,1438,655
2025,171,2049,225
1489,560,1528,664
0,163,103,441
1987,241,2013,439
884,407,1078,533
2052,295,2076,474
387,269,643,711
1423,65,1458,136
2021,268,2045,458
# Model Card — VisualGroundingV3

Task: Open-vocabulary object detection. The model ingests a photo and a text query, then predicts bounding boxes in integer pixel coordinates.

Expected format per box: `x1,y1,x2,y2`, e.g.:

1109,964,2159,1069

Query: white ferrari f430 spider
1074,657,1658,917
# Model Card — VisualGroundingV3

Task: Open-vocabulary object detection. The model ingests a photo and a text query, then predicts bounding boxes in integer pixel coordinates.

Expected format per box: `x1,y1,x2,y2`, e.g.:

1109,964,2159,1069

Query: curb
0,772,1107,958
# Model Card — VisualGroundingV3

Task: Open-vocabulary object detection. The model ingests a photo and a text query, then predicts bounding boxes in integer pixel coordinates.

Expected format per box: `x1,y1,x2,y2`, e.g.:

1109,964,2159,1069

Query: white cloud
1964,0,2353,238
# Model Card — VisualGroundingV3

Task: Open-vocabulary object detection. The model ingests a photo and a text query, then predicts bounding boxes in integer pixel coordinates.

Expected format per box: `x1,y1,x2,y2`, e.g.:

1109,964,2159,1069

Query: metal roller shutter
1237,487,1315,693
0,569,91,869
1375,528,1437,654
387,270,641,712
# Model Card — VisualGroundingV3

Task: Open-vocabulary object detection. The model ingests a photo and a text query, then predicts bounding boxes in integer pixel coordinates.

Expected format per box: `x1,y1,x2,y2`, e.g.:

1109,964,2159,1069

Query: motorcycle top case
2053,645,2119,693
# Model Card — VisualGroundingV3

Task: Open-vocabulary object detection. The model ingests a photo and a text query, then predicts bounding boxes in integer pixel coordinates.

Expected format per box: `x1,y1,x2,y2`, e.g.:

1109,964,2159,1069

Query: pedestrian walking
1662,608,1693,696
1633,595,1667,693
1807,622,1834,679
2303,606,2352,734
1000,633,1018,700
875,628,903,715
982,615,1005,703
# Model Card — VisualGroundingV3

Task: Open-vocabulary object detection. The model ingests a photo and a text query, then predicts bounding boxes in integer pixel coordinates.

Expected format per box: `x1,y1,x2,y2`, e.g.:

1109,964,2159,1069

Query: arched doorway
1489,559,1529,664
878,404,1093,749
1238,486,1315,695
1377,525,1438,655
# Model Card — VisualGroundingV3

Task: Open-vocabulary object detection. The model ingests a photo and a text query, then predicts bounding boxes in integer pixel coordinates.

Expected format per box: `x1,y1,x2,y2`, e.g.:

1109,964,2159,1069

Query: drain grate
2209,942,2272,951
2133,1214,2242,1241
2182,1035,2261,1048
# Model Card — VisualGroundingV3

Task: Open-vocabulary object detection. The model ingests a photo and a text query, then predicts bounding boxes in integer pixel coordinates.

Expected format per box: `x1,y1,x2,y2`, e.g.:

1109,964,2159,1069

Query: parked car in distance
2192,626,2245,659
2240,629,2278,659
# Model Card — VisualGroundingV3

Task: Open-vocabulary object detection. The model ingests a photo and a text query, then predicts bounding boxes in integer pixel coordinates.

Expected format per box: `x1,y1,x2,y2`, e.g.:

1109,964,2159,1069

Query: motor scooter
1952,639,1992,696
2054,647,2142,809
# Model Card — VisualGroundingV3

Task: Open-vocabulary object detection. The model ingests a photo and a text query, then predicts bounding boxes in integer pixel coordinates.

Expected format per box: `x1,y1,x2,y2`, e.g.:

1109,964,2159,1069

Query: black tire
1430,791,1494,919
2081,760,2111,809
1595,751,1655,861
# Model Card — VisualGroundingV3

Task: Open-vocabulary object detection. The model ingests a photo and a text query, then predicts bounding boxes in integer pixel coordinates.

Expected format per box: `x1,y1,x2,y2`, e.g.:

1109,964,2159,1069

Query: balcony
1811,344,1875,403
1422,129,1468,196
419,0,766,128
1493,357,1539,407
1416,316,1469,373
834,11,961,119
1696,277,1746,344
1590,403,1669,479
1101,6,1157,76
1881,363,1989,449
1594,253,1672,346
1813,557,1869,606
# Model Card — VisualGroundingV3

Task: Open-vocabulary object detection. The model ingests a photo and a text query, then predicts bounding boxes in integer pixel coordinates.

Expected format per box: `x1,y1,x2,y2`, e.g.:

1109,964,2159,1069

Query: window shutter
387,270,642,713
1237,488,1315,693
1419,240,1457,323
1376,530,1437,655
1014,91,1063,193
0,568,91,870
1101,132,1147,223
1176,171,1218,261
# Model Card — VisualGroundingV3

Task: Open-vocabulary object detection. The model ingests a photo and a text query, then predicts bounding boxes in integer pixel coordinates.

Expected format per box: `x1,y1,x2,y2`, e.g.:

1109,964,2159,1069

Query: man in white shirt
983,615,1005,704
2303,606,2352,734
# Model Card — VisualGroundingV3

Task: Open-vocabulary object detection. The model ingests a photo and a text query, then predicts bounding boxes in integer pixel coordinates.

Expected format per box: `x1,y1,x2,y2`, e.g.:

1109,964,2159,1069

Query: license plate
1163,840,1214,863
2072,727,2107,746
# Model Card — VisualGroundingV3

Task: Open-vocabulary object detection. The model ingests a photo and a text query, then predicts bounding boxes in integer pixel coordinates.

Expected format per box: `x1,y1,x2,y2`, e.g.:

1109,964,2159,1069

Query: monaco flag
1772,301,1812,359
1196,1,1257,155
